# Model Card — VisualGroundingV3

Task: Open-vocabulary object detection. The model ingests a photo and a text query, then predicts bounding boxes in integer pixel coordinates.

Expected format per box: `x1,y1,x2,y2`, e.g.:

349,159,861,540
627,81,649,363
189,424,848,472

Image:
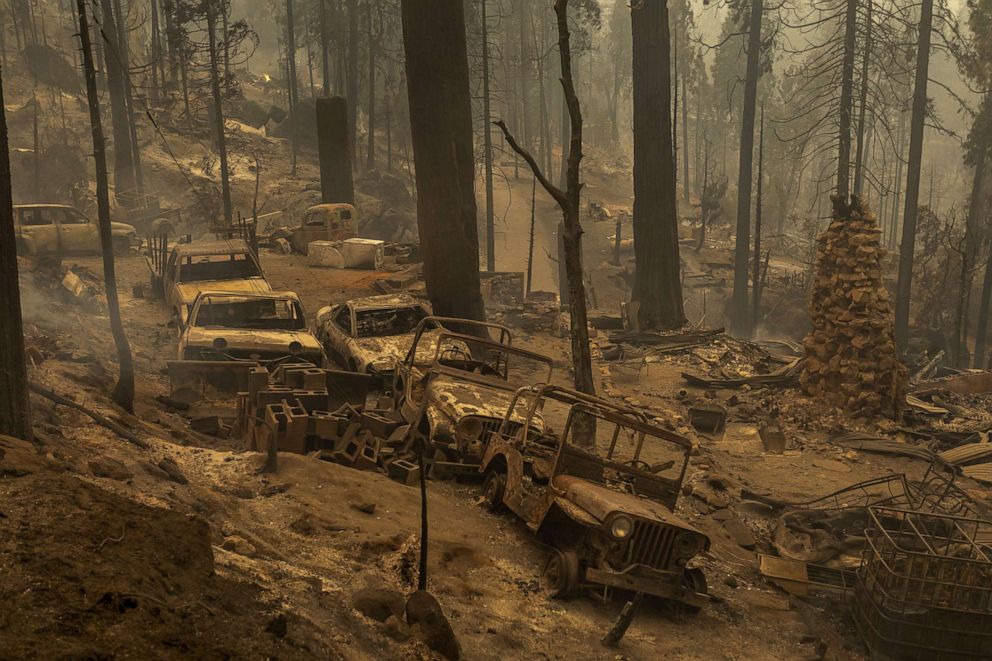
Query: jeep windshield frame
499,385,691,510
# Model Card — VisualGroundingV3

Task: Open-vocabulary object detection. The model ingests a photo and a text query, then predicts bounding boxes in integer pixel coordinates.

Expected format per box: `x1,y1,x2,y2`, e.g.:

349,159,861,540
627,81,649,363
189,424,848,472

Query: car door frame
56,207,99,253
16,207,62,255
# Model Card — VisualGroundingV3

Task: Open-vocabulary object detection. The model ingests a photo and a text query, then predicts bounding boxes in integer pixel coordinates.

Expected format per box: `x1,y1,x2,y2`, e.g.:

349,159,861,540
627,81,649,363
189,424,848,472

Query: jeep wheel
481,469,506,513
679,567,708,616
542,549,580,600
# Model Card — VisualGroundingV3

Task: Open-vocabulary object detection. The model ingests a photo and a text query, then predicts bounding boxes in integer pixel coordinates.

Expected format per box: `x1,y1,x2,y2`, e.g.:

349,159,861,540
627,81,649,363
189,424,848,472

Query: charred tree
347,0,359,167
0,64,31,440
366,0,377,170
98,0,136,198
206,0,233,225
853,0,872,195
481,0,495,272
286,0,300,175
630,0,685,330
316,96,355,204
319,0,331,94
836,0,858,200
400,0,485,322
497,0,596,396
77,0,135,413
730,0,763,335
894,0,934,351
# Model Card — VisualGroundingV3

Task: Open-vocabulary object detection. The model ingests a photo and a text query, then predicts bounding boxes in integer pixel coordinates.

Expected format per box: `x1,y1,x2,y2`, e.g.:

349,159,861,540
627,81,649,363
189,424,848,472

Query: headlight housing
456,417,485,440
608,514,634,540
212,337,228,350
675,531,705,559
288,341,304,355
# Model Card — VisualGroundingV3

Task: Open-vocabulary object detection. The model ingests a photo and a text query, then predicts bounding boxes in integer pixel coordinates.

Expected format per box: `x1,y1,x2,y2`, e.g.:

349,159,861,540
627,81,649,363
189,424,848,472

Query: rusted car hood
175,278,272,306
185,327,322,353
553,475,701,532
428,374,520,422
353,330,442,368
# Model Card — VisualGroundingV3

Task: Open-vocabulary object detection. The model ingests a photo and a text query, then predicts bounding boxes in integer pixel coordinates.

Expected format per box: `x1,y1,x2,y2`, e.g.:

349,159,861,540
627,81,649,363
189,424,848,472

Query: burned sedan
179,291,325,369
14,204,137,256
315,294,439,377
480,385,710,610
394,317,554,466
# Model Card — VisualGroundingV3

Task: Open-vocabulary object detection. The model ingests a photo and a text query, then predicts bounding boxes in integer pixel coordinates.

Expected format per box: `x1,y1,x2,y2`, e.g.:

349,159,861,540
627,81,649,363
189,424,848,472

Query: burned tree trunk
496,0,596,396
630,0,685,330
366,0,377,170
319,0,331,95
400,0,485,322
481,0,495,272
0,64,31,440
730,0,763,335
347,0,359,167
77,0,135,413
286,0,300,175
206,0,233,225
837,0,858,200
99,0,136,198
894,0,933,351
316,96,355,204
853,0,872,196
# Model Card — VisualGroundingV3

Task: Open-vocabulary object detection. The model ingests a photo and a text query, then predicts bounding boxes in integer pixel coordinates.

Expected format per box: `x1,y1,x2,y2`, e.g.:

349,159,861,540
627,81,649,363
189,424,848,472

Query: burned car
150,239,272,329
14,204,137,256
394,317,554,465
179,291,325,368
270,203,358,254
480,385,709,610
315,294,438,377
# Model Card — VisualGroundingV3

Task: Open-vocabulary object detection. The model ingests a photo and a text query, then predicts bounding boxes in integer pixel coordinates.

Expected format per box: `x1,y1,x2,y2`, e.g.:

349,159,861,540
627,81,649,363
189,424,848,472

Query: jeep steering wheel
624,459,652,472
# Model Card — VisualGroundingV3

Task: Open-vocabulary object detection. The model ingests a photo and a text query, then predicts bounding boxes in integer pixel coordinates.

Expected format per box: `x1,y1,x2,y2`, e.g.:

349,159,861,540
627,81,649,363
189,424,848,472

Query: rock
380,615,411,642
221,535,257,557
88,457,132,481
273,238,293,254
722,518,757,550
406,590,461,661
265,614,288,638
157,457,188,484
724,576,739,589
352,502,376,515
351,587,405,622
289,515,317,536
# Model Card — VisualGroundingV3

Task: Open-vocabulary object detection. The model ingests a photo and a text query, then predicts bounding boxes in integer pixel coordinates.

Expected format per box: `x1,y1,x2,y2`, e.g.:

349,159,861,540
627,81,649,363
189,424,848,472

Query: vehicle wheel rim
544,557,562,590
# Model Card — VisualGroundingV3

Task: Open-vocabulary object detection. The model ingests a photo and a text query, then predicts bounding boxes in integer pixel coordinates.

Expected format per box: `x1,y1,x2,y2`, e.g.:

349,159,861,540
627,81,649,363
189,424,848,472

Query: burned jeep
480,385,710,610
393,317,554,466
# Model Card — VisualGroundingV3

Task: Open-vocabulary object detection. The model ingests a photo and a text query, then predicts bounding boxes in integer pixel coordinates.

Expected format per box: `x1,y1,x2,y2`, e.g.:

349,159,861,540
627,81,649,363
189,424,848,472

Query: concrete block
386,458,421,486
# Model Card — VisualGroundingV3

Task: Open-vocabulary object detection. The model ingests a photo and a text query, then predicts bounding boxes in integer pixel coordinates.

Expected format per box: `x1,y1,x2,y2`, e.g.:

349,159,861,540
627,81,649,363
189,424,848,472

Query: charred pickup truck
270,203,357,254
316,294,439,378
148,239,272,329
480,385,710,610
393,317,554,466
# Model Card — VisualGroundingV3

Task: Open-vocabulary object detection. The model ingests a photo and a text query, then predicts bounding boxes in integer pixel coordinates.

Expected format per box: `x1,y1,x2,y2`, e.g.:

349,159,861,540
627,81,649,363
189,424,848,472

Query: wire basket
853,506,992,660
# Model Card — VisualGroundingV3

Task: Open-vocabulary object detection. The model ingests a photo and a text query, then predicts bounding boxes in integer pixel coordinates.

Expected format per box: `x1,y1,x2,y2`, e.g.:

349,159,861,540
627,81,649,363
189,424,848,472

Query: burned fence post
601,592,644,647
316,96,355,205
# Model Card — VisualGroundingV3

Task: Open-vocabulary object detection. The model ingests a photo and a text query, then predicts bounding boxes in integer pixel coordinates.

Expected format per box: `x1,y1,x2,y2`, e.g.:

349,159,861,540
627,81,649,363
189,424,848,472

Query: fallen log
29,381,148,449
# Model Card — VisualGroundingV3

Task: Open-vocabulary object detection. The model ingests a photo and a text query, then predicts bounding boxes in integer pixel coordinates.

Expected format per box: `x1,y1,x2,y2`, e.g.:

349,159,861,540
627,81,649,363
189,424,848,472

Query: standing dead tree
77,0,135,413
0,63,31,440
400,0,486,323
496,0,595,396
629,0,685,331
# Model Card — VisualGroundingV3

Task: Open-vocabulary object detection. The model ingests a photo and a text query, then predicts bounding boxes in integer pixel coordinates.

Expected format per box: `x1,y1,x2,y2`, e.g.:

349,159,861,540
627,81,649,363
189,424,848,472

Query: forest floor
4,65,990,661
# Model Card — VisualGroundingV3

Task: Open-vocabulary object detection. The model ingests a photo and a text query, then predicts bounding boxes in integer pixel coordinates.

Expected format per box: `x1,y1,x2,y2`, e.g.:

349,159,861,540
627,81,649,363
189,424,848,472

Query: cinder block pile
801,195,907,417
236,364,418,480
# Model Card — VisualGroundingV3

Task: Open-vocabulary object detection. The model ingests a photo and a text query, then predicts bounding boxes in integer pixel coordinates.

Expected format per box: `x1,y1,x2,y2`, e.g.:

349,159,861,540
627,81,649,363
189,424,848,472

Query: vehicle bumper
584,565,708,609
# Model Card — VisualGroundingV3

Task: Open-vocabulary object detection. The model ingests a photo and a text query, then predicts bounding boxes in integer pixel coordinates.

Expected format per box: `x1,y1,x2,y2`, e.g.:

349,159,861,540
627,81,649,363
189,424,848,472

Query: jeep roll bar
403,316,513,365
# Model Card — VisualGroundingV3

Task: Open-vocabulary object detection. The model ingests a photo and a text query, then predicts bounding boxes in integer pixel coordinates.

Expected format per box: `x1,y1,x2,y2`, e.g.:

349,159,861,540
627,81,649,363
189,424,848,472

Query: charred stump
316,96,355,205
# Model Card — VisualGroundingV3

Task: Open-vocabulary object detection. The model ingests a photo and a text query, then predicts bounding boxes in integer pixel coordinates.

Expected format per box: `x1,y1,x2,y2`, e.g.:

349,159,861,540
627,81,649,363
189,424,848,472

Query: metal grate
623,519,676,570
853,506,992,660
